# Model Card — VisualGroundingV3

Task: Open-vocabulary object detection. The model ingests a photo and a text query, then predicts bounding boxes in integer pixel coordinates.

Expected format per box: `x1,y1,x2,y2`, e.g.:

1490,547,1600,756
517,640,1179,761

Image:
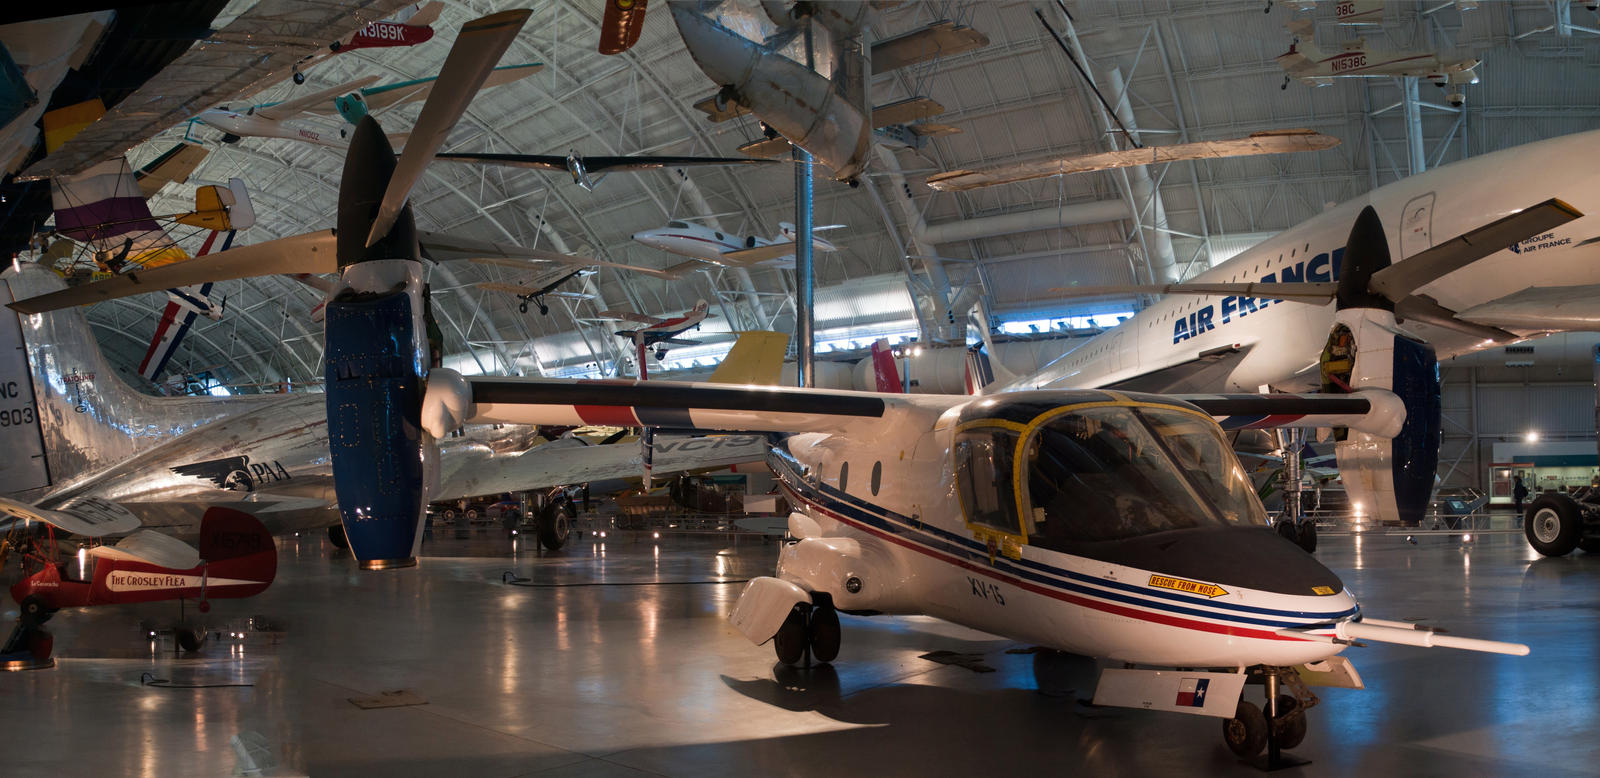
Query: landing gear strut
1222,666,1316,767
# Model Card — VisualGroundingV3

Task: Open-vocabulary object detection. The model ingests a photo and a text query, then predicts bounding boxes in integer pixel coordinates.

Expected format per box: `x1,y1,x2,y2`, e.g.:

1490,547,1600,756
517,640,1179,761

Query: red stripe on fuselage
574,405,639,426
783,484,1312,643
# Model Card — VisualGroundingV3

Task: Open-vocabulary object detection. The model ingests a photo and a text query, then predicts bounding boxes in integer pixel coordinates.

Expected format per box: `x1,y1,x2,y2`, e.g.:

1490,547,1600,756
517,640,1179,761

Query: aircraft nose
1104,526,1345,597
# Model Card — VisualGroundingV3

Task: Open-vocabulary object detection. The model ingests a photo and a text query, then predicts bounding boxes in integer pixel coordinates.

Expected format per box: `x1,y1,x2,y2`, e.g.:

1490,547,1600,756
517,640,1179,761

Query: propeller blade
365,9,531,247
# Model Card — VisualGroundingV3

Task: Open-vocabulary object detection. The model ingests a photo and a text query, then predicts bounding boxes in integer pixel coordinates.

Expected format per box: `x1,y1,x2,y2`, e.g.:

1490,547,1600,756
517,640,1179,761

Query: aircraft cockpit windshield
954,402,1267,554
666,220,691,229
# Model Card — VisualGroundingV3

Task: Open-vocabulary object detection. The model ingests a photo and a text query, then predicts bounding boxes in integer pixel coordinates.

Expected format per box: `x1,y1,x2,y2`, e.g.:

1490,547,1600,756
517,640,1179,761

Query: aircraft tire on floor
19,595,52,627
1579,538,1600,554
808,602,841,663
176,627,206,653
1525,494,1582,557
774,603,810,665
1295,521,1318,554
1275,519,1299,545
1222,700,1267,759
1270,695,1307,749
328,525,350,550
537,505,571,551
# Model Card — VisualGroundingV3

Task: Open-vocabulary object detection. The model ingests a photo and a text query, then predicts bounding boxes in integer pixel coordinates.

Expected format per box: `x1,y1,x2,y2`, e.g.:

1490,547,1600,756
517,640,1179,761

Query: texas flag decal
1176,677,1210,707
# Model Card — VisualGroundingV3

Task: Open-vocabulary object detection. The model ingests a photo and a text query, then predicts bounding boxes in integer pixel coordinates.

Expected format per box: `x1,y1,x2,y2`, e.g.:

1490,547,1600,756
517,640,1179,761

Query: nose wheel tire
1223,700,1268,758
1525,494,1581,556
1295,521,1318,553
1270,694,1308,749
774,603,811,665
176,627,206,653
807,604,841,663
19,595,53,628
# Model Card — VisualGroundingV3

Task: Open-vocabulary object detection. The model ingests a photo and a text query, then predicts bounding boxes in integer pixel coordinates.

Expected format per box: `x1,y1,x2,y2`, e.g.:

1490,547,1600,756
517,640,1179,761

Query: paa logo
1173,248,1343,344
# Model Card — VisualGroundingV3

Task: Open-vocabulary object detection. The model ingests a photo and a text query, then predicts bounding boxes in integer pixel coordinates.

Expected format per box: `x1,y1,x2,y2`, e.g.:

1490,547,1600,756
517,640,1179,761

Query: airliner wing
1108,345,1254,394
1452,285,1600,331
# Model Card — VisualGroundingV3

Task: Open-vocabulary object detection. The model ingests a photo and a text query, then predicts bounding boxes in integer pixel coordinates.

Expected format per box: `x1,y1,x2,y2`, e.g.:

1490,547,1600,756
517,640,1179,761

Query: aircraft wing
928,130,1341,191
135,143,210,199
21,0,416,179
424,232,685,279
0,496,141,537
7,230,338,314
1452,285,1600,331
434,153,778,173
1176,391,1402,437
356,63,543,113
88,530,201,570
255,75,381,121
1108,345,1255,395
449,378,895,436
435,433,770,502
594,309,658,324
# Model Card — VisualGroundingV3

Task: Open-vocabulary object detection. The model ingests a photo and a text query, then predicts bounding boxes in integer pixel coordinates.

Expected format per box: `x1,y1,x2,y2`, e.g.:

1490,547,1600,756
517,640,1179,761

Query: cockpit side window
953,426,1022,537
667,220,689,229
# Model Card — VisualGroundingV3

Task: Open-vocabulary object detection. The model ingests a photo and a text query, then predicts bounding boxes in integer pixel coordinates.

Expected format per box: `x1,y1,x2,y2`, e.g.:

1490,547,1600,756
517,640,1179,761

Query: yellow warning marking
1311,586,1336,596
1148,575,1227,599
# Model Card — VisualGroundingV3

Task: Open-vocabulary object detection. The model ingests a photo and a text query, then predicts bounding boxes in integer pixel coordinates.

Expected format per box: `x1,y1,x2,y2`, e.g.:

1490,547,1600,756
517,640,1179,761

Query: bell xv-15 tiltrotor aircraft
4,7,1530,758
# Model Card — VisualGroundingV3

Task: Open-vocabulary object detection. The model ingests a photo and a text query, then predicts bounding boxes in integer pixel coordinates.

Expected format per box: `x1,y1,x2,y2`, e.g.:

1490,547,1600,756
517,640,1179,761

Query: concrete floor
3,525,1596,777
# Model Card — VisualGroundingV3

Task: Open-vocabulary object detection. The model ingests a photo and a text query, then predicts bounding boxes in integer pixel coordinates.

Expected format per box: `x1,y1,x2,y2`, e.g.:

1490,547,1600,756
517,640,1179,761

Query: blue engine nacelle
334,92,369,126
324,287,426,567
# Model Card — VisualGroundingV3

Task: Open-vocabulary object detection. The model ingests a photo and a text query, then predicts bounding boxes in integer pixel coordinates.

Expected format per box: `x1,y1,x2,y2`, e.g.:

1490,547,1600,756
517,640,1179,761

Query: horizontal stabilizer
929,130,1340,191
89,530,201,570
0,496,140,537
1368,198,1583,300
1050,282,1338,302
7,230,338,314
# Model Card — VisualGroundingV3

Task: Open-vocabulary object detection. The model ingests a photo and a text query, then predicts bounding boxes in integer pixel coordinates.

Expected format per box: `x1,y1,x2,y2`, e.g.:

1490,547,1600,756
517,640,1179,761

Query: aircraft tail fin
964,343,1017,395
2,262,248,495
869,338,904,393
708,330,789,386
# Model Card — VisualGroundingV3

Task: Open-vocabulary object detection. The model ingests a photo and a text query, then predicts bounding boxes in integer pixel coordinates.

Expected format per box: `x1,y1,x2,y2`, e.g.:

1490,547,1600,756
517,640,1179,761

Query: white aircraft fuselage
1013,129,1600,395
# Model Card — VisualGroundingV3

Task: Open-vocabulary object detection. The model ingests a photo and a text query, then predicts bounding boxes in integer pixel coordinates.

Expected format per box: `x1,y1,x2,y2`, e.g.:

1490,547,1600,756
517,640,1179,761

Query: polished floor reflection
2,528,1596,777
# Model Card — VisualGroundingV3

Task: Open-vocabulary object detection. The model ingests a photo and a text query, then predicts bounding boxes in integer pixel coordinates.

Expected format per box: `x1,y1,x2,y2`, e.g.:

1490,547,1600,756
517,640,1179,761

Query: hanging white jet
631,220,840,271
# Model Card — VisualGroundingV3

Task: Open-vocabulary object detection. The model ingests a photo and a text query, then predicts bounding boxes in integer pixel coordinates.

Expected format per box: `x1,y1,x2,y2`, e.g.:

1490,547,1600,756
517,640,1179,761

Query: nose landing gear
773,595,841,665
1222,665,1316,766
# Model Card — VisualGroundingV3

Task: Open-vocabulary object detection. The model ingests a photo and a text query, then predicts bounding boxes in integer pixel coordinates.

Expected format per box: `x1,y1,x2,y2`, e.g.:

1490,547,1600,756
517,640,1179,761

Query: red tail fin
870,338,904,393
198,507,277,595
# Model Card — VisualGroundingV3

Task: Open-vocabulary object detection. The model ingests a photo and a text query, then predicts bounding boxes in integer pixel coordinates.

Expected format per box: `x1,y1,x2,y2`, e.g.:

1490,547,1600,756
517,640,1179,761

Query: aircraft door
953,424,1025,559
1399,192,1435,259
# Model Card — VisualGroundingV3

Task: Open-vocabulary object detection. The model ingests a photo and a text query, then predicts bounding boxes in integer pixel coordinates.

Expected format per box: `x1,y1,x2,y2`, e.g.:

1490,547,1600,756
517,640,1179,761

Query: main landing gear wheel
537,504,571,551
292,70,305,85
1526,494,1581,556
1579,538,1600,554
328,525,350,550
1223,699,1268,758
1275,519,1298,544
1296,520,1318,553
774,603,810,665
808,603,840,663
176,627,206,653
1271,694,1308,749
19,596,52,628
